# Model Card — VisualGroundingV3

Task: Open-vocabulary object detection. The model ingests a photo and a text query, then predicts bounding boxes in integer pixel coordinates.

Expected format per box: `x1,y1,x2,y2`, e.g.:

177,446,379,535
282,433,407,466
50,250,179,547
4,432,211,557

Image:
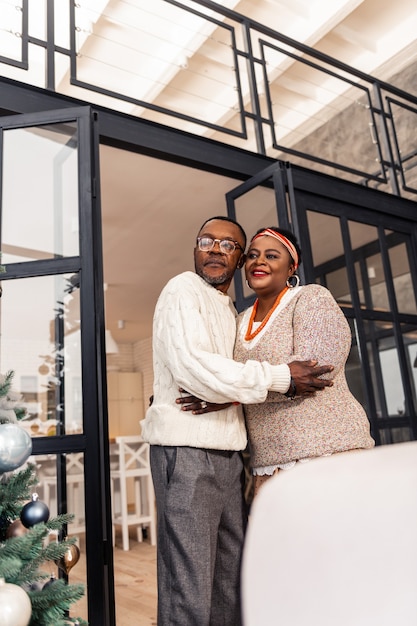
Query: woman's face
245,234,295,297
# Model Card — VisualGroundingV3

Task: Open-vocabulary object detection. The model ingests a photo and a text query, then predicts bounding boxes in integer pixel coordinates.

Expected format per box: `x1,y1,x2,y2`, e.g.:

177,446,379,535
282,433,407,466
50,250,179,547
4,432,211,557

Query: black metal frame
69,1,248,139
385,96,417,194
258,39,386,183
1,0,417,197
0,106,115,625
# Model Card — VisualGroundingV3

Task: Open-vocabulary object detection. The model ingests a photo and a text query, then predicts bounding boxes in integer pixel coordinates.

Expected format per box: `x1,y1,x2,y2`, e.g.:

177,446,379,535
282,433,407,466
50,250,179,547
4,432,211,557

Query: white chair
110,435,156,551
66,452,85,534
242,442,417,626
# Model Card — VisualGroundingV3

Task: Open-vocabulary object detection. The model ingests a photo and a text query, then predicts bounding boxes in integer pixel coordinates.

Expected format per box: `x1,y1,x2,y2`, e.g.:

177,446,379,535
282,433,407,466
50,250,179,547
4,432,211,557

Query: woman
234,226,374,495
177,226,374,496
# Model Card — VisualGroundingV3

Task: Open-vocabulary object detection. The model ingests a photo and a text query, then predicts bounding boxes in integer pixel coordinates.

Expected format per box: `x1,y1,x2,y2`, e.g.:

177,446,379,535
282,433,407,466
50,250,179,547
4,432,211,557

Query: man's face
194,219,246,293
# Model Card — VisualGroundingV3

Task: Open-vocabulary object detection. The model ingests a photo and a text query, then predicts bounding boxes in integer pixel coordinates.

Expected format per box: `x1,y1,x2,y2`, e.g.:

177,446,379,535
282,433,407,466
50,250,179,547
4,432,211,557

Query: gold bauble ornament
6,519,27,538
57,543,80,575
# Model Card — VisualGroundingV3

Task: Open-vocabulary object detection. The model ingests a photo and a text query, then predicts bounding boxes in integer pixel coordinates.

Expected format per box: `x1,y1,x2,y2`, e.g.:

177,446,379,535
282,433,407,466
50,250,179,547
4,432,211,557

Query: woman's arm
291,285,351,377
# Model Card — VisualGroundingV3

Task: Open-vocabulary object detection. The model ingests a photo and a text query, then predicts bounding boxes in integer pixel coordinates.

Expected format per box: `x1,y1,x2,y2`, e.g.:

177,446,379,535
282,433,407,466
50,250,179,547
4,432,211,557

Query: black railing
1,0,416,197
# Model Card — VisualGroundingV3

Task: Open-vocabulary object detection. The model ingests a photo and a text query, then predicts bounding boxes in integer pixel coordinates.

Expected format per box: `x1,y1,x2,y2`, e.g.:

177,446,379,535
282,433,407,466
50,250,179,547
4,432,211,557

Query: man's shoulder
163,271,198,289
158,271,204,301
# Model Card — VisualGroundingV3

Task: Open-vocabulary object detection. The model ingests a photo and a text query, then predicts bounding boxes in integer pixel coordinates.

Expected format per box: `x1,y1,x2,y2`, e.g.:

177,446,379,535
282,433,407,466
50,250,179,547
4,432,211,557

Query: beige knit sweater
234,284,374,469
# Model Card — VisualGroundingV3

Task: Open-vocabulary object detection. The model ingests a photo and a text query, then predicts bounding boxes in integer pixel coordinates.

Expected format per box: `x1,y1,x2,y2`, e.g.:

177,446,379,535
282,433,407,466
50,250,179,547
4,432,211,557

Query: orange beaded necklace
244,286,289,341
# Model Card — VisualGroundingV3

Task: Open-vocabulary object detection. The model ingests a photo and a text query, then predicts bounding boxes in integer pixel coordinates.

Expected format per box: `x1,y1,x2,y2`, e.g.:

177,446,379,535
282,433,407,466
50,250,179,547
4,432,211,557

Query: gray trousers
150,445,248,626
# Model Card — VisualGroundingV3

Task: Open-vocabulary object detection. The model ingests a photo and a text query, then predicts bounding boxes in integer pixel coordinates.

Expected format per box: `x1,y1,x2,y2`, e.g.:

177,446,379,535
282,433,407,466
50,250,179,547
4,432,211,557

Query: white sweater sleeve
153,273,290,404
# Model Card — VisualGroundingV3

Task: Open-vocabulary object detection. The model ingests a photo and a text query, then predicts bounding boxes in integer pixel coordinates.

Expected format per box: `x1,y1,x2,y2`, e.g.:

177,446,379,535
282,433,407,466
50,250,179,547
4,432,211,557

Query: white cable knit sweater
141,271,291,450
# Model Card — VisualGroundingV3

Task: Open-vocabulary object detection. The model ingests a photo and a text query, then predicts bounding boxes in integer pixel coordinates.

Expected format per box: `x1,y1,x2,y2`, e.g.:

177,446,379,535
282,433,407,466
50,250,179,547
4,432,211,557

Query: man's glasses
197,237,244,255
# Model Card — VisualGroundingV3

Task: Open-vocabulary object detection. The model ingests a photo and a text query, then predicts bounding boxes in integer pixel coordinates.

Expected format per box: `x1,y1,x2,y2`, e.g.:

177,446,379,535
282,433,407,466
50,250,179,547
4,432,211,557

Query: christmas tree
0,370,87,626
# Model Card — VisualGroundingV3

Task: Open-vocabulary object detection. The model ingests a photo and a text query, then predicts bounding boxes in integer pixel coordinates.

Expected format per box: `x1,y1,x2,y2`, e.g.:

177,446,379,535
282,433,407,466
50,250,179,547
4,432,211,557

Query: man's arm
153,275,287,405
288,360,334,396
156,274,332,406
176,360,333,414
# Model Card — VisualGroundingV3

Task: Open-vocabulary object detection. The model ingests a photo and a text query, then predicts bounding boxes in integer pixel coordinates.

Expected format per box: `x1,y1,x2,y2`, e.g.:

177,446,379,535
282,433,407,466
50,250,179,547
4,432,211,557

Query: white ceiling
89,0,417,345
100,149,243,342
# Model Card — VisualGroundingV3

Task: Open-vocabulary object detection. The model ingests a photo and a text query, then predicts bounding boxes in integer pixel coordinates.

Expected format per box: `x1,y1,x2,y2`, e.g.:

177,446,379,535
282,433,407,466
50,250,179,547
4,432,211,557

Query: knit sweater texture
141,271,291,450
234,283,375,468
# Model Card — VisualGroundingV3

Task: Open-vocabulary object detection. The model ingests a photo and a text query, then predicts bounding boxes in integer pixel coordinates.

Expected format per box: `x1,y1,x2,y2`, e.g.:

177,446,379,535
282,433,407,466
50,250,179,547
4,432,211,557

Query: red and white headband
251,228,299,269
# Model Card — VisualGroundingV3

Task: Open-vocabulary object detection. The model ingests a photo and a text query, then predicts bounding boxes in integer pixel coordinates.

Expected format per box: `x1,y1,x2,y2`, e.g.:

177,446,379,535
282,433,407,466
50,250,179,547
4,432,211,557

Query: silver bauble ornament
0,422,32,473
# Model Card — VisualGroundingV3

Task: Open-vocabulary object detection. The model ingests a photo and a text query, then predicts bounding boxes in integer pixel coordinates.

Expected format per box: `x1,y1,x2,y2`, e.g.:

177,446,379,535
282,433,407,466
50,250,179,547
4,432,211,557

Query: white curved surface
242,443,417,626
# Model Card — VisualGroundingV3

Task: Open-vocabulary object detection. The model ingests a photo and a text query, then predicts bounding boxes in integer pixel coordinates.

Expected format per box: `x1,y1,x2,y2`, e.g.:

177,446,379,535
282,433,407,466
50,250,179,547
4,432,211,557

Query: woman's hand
176,388,234,414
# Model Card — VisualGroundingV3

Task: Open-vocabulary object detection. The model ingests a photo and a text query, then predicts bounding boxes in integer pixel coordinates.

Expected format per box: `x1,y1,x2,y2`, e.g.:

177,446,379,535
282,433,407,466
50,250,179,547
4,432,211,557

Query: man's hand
289,360,334,396
176,389,233,414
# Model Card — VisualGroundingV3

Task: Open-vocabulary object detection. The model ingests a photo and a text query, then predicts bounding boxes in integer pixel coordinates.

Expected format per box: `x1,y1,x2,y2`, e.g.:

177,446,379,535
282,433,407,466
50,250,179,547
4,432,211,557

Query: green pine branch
0,464,38,539
0,463,87,624
0,372,87,624
0,369,15,399
0,369,28,424
29,578,87,626
1,520,76,584
0,556,23,581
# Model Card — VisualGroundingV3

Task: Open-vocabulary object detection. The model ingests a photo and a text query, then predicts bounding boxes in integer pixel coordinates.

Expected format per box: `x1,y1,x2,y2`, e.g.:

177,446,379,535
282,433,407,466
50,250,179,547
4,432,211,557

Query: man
141,216,333,626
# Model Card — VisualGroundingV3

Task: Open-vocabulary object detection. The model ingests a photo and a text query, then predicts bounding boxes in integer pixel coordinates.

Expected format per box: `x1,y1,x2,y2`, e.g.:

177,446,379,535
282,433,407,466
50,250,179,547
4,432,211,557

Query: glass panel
233,185,278,300
34,452,85,530
387,237,417,315
54,0,70,49
32,451,87,622
353,255,386,310
379,427,412,445
379,344,404,416
405,331,417,413
363,321,381,417
349,221,389,312
0,274,82,436
307,211,343,267
345,318,368,411
366,252,389,311
74,0,242,131
307,212,351,304
28,0,47,40
390,100,417,193
364,320,404,418
353,258,366,308
262,41,379,177
234,185,278,238
2,122,79,263
0,0,24,62
325,267,351,305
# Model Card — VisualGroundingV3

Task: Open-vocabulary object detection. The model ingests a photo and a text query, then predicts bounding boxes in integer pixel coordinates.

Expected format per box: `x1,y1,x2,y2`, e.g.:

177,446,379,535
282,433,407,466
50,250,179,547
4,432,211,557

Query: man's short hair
198,216,247,249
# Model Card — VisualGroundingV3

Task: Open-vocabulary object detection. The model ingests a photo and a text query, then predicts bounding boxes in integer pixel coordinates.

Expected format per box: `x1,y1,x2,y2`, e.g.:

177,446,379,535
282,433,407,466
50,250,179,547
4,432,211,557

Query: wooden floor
70,531,158,625
112,536,157,626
